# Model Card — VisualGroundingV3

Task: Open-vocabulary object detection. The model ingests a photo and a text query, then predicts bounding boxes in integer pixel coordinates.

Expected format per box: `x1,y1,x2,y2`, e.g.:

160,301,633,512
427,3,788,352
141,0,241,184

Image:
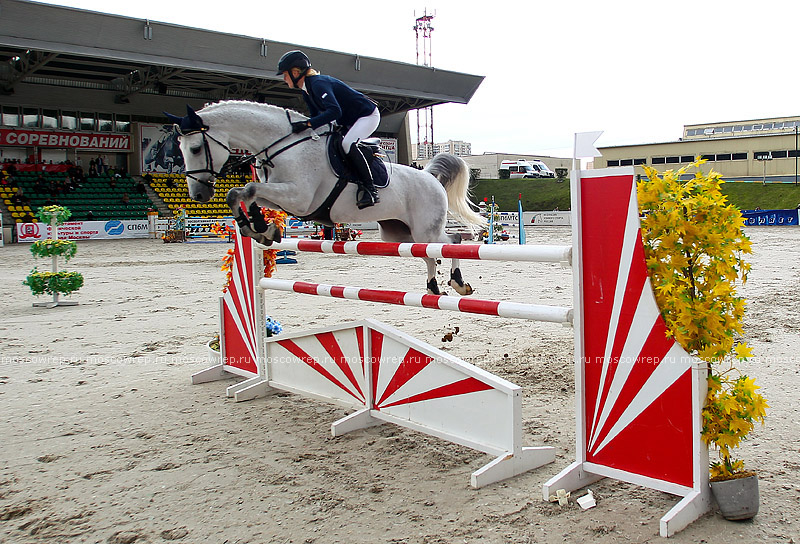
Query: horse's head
164,105,231,202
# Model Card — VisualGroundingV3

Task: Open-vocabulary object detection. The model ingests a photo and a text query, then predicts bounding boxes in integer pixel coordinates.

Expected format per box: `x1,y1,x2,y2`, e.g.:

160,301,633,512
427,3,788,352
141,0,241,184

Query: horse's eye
189,145,202,155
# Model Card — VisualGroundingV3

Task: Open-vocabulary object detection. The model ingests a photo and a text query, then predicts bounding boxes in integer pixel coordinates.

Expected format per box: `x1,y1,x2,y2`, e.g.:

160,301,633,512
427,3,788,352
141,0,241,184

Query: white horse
167,101,486,295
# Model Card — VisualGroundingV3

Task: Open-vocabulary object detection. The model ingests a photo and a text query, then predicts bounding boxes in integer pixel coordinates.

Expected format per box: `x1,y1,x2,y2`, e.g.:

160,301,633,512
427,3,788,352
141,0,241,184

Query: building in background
595,116,800,182
413,140,472,161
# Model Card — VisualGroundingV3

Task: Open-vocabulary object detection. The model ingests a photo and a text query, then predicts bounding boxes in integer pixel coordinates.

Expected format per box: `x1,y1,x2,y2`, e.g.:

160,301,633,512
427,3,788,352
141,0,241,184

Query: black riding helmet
276,50,311,85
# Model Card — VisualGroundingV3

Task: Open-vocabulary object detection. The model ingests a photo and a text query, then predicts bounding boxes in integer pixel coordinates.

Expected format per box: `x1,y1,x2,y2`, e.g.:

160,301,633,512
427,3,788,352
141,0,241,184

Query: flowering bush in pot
638,160,767,520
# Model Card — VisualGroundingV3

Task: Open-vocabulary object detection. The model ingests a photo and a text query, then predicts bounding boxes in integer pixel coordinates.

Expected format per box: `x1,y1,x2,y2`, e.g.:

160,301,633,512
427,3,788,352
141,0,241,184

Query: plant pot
710,473,759,520
206,340,221,366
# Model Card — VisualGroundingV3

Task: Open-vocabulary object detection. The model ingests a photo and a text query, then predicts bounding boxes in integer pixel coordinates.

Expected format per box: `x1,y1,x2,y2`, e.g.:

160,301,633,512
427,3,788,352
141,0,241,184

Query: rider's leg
347,145,378,209
343,109,381,208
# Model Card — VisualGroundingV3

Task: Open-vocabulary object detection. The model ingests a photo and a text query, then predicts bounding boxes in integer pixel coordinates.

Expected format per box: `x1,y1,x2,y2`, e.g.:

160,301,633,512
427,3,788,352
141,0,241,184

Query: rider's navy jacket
302,74,377,130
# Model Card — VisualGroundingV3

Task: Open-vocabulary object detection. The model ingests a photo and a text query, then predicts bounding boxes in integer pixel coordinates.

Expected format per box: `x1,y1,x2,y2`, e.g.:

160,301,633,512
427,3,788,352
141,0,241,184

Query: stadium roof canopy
0,0,484,116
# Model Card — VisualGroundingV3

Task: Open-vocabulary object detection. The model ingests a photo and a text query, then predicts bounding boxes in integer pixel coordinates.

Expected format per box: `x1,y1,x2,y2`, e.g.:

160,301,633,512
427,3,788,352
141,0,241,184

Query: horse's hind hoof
449,279,473,296
449,268,473,296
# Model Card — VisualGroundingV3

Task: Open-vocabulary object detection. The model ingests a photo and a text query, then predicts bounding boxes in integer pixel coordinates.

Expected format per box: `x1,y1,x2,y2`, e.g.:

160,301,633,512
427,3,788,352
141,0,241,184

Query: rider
276,50,381,209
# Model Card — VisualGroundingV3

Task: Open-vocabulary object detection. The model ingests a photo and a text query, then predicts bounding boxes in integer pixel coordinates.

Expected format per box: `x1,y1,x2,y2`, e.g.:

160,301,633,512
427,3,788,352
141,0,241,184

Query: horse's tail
425,153,487,229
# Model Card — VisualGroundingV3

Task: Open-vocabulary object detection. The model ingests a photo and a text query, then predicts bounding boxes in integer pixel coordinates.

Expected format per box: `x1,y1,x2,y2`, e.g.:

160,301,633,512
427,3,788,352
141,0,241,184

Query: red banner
1,163,70,173
0,128,131,151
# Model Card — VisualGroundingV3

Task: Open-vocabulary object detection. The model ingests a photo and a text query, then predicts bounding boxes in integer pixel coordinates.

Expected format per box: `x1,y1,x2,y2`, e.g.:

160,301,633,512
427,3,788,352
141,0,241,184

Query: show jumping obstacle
192,160,712,537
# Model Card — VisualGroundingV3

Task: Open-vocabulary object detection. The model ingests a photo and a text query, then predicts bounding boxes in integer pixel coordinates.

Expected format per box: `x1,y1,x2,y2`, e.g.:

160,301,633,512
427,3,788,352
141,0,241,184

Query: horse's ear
185,105,208,130
163,111,182,125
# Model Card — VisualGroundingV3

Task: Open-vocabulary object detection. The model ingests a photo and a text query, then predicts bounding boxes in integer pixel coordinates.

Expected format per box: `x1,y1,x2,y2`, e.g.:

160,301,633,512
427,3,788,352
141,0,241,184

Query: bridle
175,109,331,190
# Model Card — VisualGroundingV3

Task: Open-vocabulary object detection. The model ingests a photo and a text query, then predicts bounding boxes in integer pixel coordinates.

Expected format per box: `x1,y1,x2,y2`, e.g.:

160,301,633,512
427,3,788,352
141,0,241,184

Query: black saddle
327,129,390,188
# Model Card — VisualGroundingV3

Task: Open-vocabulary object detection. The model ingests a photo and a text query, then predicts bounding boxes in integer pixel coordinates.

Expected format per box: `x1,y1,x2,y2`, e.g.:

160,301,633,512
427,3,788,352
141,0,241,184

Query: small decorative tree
638,160,767,483
24,205,84,308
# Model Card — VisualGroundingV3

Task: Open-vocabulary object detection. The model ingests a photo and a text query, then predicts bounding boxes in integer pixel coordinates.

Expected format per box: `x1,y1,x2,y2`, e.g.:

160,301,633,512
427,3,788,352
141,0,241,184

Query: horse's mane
200,100,303,119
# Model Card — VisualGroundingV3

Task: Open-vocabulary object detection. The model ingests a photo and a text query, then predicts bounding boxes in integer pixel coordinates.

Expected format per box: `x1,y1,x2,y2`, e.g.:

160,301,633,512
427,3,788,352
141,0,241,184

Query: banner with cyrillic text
0,129,131,151
16,220,150,242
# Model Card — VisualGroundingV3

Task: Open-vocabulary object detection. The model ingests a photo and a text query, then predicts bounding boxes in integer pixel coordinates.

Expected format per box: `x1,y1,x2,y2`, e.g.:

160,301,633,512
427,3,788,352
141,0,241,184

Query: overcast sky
39,0,800,157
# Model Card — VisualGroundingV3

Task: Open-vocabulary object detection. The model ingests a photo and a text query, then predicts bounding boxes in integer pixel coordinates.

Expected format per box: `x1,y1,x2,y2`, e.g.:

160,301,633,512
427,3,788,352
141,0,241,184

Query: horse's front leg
227,185,284,246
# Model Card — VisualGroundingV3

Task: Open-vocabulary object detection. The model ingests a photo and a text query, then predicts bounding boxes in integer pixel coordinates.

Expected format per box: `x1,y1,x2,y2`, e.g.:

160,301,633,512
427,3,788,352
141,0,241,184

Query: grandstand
1,168,155,222
148,173,245,218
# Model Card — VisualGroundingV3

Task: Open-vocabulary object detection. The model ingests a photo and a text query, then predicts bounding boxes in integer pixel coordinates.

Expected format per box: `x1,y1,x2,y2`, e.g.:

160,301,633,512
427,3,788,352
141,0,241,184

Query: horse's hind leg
444,233,474,296
423,256,441,295
448,257,473,296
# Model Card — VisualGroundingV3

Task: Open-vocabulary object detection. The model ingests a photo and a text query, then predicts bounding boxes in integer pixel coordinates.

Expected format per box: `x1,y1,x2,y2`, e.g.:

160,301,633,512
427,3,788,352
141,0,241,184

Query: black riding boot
347,146,380,209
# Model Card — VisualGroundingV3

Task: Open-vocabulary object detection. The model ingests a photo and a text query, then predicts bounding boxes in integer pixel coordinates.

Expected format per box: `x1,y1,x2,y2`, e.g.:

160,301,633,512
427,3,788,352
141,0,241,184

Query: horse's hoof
426,278,441,296
266,223,282,243
449,279,473,296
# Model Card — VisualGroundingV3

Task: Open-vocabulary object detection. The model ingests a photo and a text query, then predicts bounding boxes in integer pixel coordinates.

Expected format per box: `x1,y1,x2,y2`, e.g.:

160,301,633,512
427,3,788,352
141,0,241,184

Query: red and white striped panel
259,278,572,324
268,239,572,264
265,321,520,455
580,170,695,489
220,227,259,376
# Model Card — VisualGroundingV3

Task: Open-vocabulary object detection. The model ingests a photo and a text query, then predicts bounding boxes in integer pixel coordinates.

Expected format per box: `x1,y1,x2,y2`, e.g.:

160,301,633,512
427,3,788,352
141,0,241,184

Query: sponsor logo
18,223,42,239
104,221,125,236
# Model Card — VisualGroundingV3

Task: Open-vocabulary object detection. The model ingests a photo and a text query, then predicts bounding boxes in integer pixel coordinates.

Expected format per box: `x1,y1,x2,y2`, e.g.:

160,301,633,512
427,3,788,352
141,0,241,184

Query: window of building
680,155,694,163
732,152,748,160
652,157,666,164
1,105,20,127
752,124,762,131
620,159,633,166
42,109,59,129
716,153,732,161
665,156,680,164
774,122,784,129
633,158,646,165
733,125,745,132
61,111,77,130
761,123,773,130
771,150,788,158
22,107,39,128
79,112,95,131
115,114,131,132
607,160,620,167
789,150,800,158
98,112,113,132
702,154,715,161
686,129,697,136
721,126,733,133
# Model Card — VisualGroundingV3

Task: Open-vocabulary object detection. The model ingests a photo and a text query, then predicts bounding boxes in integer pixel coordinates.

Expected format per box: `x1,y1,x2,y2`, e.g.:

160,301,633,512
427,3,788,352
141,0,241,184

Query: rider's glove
291,121,310,134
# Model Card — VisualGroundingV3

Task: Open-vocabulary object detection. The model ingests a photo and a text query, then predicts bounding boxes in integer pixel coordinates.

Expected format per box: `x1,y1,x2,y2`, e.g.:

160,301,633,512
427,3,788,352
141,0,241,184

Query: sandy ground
0,226,798,544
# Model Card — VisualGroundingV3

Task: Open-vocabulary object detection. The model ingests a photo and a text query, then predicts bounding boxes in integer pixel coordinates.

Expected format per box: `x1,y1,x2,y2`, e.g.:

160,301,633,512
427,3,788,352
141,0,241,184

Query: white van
500,159,556,179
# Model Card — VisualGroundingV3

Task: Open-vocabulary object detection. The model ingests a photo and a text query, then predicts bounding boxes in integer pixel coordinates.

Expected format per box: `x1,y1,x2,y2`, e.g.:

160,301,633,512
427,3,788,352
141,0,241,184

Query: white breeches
342,108,381,153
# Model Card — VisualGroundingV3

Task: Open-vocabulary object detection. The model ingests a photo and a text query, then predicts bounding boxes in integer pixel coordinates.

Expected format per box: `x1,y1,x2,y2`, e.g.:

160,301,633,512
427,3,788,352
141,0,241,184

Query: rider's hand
291,121,310,134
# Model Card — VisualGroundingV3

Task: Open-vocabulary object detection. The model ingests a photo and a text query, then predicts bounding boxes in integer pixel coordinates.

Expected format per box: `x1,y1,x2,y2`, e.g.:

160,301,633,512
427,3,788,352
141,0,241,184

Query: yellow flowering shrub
637,159,767,480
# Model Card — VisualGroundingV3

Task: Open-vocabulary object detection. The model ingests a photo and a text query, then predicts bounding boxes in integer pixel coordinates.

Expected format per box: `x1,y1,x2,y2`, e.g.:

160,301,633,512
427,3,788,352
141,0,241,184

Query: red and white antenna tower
414,8,435,159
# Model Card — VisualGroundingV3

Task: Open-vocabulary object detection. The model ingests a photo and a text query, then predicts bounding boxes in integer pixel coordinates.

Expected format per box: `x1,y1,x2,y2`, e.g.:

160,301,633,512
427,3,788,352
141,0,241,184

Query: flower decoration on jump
638,158,766,481
219,209,288,293
265,316,283,337
261,209,288,279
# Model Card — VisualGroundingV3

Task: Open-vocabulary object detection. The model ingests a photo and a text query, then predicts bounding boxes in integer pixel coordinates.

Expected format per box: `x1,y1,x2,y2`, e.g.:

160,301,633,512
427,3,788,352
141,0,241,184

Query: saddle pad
327,131,390,188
